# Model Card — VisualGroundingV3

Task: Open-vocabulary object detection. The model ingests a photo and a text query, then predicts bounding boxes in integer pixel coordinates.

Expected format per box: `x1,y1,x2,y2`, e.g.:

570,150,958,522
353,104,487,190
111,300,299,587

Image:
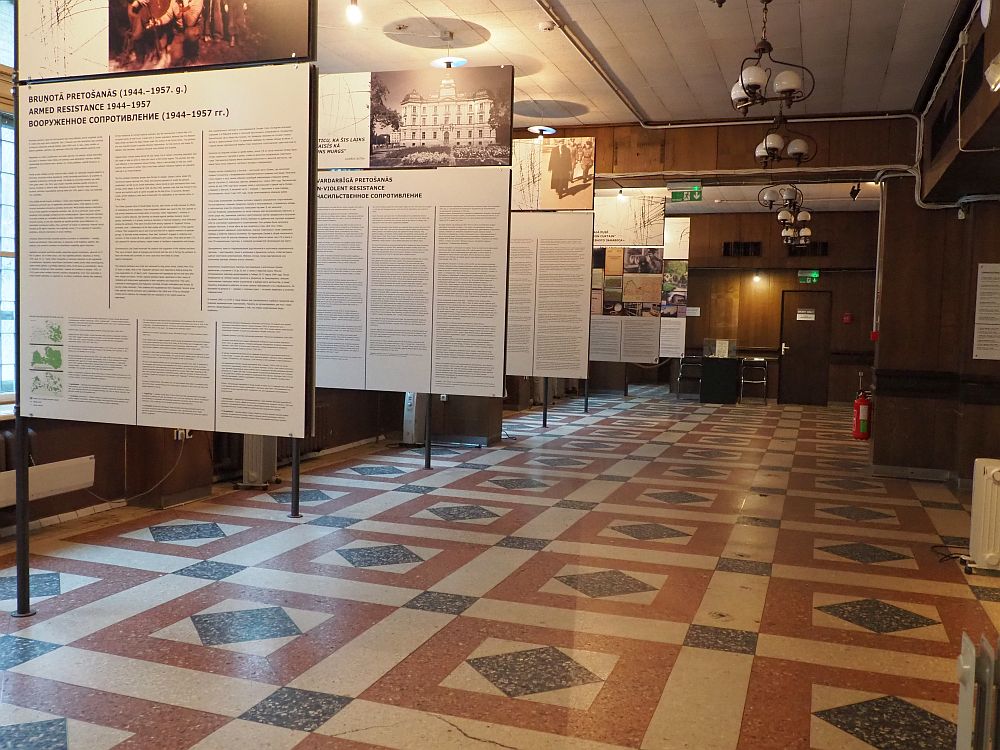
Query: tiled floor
0,386,992,749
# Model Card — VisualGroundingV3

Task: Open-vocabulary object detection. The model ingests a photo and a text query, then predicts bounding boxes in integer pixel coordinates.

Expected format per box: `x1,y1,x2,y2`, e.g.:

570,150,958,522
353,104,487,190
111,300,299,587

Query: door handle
781,343,790,355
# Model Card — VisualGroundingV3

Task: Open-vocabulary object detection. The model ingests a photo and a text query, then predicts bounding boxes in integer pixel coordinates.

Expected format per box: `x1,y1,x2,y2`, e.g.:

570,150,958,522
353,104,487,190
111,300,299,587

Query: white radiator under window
969,459,1000,571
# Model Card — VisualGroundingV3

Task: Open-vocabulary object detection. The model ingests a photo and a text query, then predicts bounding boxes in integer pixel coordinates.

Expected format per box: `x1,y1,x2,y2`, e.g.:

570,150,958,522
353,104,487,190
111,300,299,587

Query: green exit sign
798,269,820,284
670,188,702,203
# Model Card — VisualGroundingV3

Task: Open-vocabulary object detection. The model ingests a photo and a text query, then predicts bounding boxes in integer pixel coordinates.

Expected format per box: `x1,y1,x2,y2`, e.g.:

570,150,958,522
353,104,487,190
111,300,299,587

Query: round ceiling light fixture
346,0,362,26
527,125,557,136
431,55,468,69
754,112,816,168
758,184,814,246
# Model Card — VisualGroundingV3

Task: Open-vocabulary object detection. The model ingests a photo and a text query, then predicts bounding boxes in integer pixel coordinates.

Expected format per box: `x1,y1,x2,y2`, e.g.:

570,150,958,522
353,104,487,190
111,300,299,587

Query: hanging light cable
346,0,362,26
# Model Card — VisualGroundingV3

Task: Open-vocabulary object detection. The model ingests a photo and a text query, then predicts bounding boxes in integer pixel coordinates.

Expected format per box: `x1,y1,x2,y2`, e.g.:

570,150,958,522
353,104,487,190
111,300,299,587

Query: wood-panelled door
779,291,832,405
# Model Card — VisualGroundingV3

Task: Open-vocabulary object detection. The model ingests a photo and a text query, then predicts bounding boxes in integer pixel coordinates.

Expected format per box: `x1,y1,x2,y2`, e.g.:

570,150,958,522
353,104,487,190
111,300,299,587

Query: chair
739,358,768,404
676,356,703,400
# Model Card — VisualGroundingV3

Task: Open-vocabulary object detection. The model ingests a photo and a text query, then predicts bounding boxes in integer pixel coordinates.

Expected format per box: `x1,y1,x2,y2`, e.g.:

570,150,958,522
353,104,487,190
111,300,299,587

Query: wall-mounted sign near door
797,308,817,321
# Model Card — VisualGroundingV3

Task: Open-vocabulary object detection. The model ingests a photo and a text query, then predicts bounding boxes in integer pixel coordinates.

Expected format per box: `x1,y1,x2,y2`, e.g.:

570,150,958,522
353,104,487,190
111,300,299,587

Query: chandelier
754,111,816,167
731,0,815,115
758,185,813,246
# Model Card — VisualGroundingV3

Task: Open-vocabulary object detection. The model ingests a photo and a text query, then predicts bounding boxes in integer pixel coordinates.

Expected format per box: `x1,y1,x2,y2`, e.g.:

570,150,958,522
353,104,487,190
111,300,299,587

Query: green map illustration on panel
31,372,62,395
45,322,63,343
31,346,63,370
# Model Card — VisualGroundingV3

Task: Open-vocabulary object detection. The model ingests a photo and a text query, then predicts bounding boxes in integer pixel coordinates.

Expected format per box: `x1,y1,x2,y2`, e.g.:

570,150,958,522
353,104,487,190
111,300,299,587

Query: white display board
20,0,312,81
318,66,514,171
659,318,686,358
512,137,595,211
316,168,510,396
974,263,1000,360
663,217,691,259
507,213,594,379
594,196,666,247
19,64,313,438
588,316,659,364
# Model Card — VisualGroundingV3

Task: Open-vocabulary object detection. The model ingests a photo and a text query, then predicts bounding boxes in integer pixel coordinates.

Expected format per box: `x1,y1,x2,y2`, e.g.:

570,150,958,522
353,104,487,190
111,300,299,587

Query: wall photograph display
594,195,666,247
319,66,514,170
21,0,313,80
512,137,595,211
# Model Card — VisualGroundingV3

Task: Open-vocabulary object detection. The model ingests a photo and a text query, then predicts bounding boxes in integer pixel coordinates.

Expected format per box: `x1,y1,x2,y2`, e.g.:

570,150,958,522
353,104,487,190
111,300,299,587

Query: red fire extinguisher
853,390,872,440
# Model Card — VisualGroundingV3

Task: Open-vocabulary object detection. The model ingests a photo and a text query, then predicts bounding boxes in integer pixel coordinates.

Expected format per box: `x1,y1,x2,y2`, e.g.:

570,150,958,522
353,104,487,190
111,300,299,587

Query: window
422,106,426,114
433,116,437,125
478,114,484,123
421,117,425,125
421,131,426,139
411,131,416,140
433,132,437,139
478,129,484,138
467,116,472,125
478,102,484,111
444,116,449,124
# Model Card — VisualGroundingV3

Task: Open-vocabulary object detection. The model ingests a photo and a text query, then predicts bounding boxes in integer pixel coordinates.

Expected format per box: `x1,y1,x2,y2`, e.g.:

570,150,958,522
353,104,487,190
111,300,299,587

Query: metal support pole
583,378,589,413
623,364,629,397
288,439,302,519
542,377,549,428
12,412,34,618
424,394,433,469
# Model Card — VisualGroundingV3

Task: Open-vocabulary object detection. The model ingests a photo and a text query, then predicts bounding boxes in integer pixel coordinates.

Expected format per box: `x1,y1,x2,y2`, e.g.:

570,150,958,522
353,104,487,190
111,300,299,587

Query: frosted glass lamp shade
779,186,797,201
740,65,767,92
777,209,793,224
731,82,750,105
787,138,809,158
799,227,812,237
761,187,780,204
796,210,812,223
764,133,785,152
755,142,769,160
773,69,803,96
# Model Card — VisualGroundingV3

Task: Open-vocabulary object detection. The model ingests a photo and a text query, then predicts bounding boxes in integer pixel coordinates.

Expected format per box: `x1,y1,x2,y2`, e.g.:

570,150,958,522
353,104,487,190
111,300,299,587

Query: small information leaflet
316,168,511,397
974,263,1000,360
19,64,313,437
507,213,594,379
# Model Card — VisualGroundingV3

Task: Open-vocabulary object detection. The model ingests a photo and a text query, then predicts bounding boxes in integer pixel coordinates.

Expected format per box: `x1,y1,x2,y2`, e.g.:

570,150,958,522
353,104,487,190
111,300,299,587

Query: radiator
237,434,277,490
969,459,1000,571
957,631,1000,750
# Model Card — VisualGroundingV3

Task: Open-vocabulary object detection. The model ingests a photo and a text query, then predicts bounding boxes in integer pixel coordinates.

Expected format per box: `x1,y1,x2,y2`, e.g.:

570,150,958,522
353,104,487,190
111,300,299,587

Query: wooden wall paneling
715,125,761,170
828,121,892,168
613,126,665,173
872,396,960,471
790,120,831,169
685,269,711,346
888,118,918,166
829,363,873,403
688,215,715,266
737,269,785,349
663,127,718,172
709,271,741,341
827,271,876,354
807,211,879,269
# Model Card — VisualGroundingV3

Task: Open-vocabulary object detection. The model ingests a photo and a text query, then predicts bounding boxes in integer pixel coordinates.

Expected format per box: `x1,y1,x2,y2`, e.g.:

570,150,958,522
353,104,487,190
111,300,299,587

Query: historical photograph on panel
661,260,689,316
369,66,513,168
594,195,666,247
512,136,595,210
624,248,663,275
109,0,311,72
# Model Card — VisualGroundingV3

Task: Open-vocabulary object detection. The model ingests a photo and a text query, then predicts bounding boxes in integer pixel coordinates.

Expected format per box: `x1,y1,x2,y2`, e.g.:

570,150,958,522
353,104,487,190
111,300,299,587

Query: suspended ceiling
316,0,966,127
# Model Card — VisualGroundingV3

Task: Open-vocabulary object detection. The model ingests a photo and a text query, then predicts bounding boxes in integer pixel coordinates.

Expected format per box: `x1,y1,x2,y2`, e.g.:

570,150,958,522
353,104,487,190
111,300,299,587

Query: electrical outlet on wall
172,429,193,441
439,394,448,402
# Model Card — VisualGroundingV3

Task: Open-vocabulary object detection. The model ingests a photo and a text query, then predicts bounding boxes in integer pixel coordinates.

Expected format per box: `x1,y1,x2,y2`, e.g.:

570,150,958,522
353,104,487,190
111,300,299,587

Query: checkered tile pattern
0,386,985,749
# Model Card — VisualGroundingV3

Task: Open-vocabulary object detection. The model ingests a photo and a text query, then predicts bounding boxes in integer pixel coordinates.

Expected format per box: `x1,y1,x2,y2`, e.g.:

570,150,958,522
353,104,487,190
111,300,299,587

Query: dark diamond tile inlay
467,646,603,697
671,467,724,479
612,522,690,541
818,542,910,565
820,478,882,491
646,490,710,505
241,687,352,732
351,465,405,476
396,484,437,494
554,500,598,510
683,624,757,655
307,516,359,528
595,474,630,482
816,598,939,634
0,572,61,600
496,536,549,551
175,561,247,581
428,505,499,522
819,506,894,522
814,695,956,750
0,635,61,670
555,569,656,598
736,515,780,528
971,586,1000,602
489,478,549,490
533,457,588,468
269,489,331,504
940,535,970,548
717,558,772,576
0,718,68,750
149,522,225,543
337,544,424,568
191,606,302,646
405,591,478,615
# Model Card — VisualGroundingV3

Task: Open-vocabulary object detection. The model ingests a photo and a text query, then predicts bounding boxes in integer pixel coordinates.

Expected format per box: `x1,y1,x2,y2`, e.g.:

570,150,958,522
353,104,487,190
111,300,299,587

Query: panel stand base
287,438,302,519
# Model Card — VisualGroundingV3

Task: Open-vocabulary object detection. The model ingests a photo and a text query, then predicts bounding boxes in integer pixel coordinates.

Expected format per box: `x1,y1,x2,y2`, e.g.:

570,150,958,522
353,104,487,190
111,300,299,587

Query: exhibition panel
506,212,593,379
594,195,666,247
19,64,314,438
315,167,511,397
